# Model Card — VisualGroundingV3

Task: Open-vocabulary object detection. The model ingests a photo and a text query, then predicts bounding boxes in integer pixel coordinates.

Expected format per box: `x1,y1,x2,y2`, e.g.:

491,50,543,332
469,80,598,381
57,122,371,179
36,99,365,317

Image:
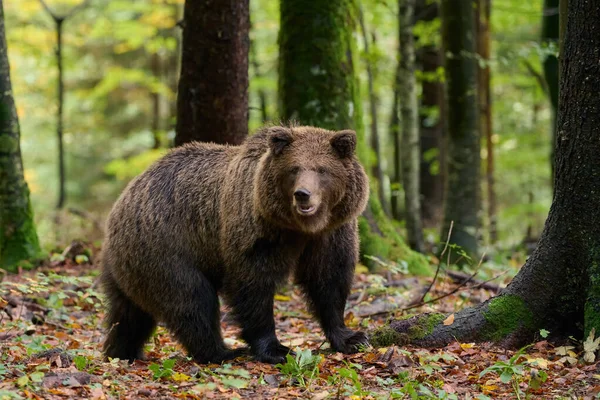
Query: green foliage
214,364,251,389
276,348,322,387
148,358,176,380
104,148,166,182
479,345,544,399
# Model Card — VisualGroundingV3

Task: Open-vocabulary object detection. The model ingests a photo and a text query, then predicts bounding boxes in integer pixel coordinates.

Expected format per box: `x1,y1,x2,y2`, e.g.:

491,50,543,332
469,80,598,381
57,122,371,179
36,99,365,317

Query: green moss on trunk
0,3,42,272
406,313,446,340
369,326,409,347
482,295,534,341
370,313,445,347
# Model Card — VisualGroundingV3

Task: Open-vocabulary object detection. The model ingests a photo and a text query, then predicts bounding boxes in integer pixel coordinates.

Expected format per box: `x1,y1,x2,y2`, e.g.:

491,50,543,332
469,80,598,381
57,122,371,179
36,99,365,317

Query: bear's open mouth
296,204,317,215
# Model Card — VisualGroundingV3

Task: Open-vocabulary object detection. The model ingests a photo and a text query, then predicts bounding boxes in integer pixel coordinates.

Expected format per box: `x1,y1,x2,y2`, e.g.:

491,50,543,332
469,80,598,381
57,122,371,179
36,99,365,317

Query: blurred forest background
6,0,555,259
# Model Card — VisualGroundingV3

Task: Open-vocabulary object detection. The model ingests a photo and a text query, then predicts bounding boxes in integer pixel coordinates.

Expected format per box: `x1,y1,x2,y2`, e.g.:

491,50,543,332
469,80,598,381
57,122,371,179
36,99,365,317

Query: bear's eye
290,167,300,175
317,167,328,175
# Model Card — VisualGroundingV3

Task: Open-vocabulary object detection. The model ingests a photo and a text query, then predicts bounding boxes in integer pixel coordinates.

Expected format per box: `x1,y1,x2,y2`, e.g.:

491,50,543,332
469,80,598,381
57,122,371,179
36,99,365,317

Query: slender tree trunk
416,0,445,230
357,7,389,217
398,0,424,252
39,0,90,208
0,0,41,271
175,0,249,146
250,41,269,123
477,0,496,244
542,0,559,185
376,0,600,347
55,19,65,209
390,57,402,221
440,0,480,261
151,52,162,149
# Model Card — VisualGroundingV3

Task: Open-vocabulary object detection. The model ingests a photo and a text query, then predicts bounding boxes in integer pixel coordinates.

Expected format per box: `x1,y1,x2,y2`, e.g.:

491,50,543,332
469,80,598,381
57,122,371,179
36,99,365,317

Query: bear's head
254,125,369,234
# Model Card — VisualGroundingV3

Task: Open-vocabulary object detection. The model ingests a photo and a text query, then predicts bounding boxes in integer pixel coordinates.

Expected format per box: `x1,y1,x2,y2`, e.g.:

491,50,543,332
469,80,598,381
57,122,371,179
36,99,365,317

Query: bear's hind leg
162,270,243,364
102,271,156,361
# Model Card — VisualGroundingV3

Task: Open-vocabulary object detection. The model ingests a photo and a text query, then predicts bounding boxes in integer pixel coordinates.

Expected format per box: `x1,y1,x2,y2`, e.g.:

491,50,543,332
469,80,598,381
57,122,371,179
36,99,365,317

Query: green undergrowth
359,194,431,277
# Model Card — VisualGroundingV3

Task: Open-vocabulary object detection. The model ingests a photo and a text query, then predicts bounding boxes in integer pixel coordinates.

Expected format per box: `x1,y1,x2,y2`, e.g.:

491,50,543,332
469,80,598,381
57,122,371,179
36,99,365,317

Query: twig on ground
419,221,454,303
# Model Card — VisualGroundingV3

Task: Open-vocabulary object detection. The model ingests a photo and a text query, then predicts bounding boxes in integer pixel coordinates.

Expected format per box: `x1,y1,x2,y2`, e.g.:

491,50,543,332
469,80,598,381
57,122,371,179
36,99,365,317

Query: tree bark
250,35,269,124
389,53,402,221
278,0,361,131
0,0,42,271
542,0,559,185
175,0,249,146
151,52,162,149
415,0,445,230
440,0,480,261
357,7,389,217
377,0,600,347
398,0,424,252
477,0,497,244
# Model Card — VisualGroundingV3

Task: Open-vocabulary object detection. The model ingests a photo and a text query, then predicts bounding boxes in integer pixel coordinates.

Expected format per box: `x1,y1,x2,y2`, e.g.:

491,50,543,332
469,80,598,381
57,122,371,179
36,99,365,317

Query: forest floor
1,249,599,399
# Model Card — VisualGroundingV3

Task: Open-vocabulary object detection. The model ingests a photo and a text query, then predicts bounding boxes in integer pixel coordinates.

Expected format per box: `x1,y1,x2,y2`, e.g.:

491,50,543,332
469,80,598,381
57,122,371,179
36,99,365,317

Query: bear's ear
330,130,356,158
268,127,294,156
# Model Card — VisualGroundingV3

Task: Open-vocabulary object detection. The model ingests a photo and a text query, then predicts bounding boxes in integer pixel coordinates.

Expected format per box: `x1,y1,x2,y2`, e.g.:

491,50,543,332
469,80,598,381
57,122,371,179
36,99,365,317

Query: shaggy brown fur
101,125,369,364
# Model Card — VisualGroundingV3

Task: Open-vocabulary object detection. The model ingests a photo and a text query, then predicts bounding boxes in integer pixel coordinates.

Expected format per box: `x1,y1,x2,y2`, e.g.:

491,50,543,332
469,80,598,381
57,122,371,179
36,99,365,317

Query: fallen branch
446,270,502,293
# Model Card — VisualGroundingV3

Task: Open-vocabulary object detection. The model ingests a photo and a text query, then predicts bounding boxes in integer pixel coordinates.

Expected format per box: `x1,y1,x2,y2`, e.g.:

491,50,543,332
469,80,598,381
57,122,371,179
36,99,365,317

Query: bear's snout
293,188,311,202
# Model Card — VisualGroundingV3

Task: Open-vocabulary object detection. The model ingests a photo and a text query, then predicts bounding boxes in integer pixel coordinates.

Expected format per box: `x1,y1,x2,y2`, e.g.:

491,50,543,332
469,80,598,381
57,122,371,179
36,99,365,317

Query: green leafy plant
479,345,532,399
336,362,368,398
214,364,251,389
276,348,322,387
148,359,176,380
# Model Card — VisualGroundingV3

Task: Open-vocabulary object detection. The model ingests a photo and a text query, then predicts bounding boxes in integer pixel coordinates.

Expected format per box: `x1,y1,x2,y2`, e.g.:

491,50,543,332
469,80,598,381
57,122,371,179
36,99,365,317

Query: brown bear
100,124,370,364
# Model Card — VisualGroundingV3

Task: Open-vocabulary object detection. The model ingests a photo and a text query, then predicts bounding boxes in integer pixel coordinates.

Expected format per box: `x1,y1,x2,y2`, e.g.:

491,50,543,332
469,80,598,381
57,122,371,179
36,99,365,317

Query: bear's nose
294,188,311,202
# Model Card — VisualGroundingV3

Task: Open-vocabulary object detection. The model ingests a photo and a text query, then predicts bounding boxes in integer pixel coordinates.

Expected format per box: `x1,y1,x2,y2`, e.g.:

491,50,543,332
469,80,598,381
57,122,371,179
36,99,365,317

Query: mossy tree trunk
278,0,428,274
0,0,41,272
175,0,249,146
398,0,424,253
440,0,480,261
541,0,559,183
374,0,600,347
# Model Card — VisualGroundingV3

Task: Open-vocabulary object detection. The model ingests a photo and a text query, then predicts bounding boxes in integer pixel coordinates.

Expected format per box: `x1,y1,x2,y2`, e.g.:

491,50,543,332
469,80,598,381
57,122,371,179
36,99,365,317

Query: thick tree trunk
477,0,497,244
0,0,41,271
358,8,389,217
279,0,428,275
398,0,424,252
175,0,249,146
440,0,480,261
278,0,361,131
415,0,445,230
375,0,600,347
542,0,559,184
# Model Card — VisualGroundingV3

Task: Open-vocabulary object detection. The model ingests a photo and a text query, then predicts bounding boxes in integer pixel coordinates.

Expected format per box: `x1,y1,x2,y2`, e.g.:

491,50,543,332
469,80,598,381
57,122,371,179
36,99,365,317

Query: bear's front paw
330,329,370,354
253,340,294,364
